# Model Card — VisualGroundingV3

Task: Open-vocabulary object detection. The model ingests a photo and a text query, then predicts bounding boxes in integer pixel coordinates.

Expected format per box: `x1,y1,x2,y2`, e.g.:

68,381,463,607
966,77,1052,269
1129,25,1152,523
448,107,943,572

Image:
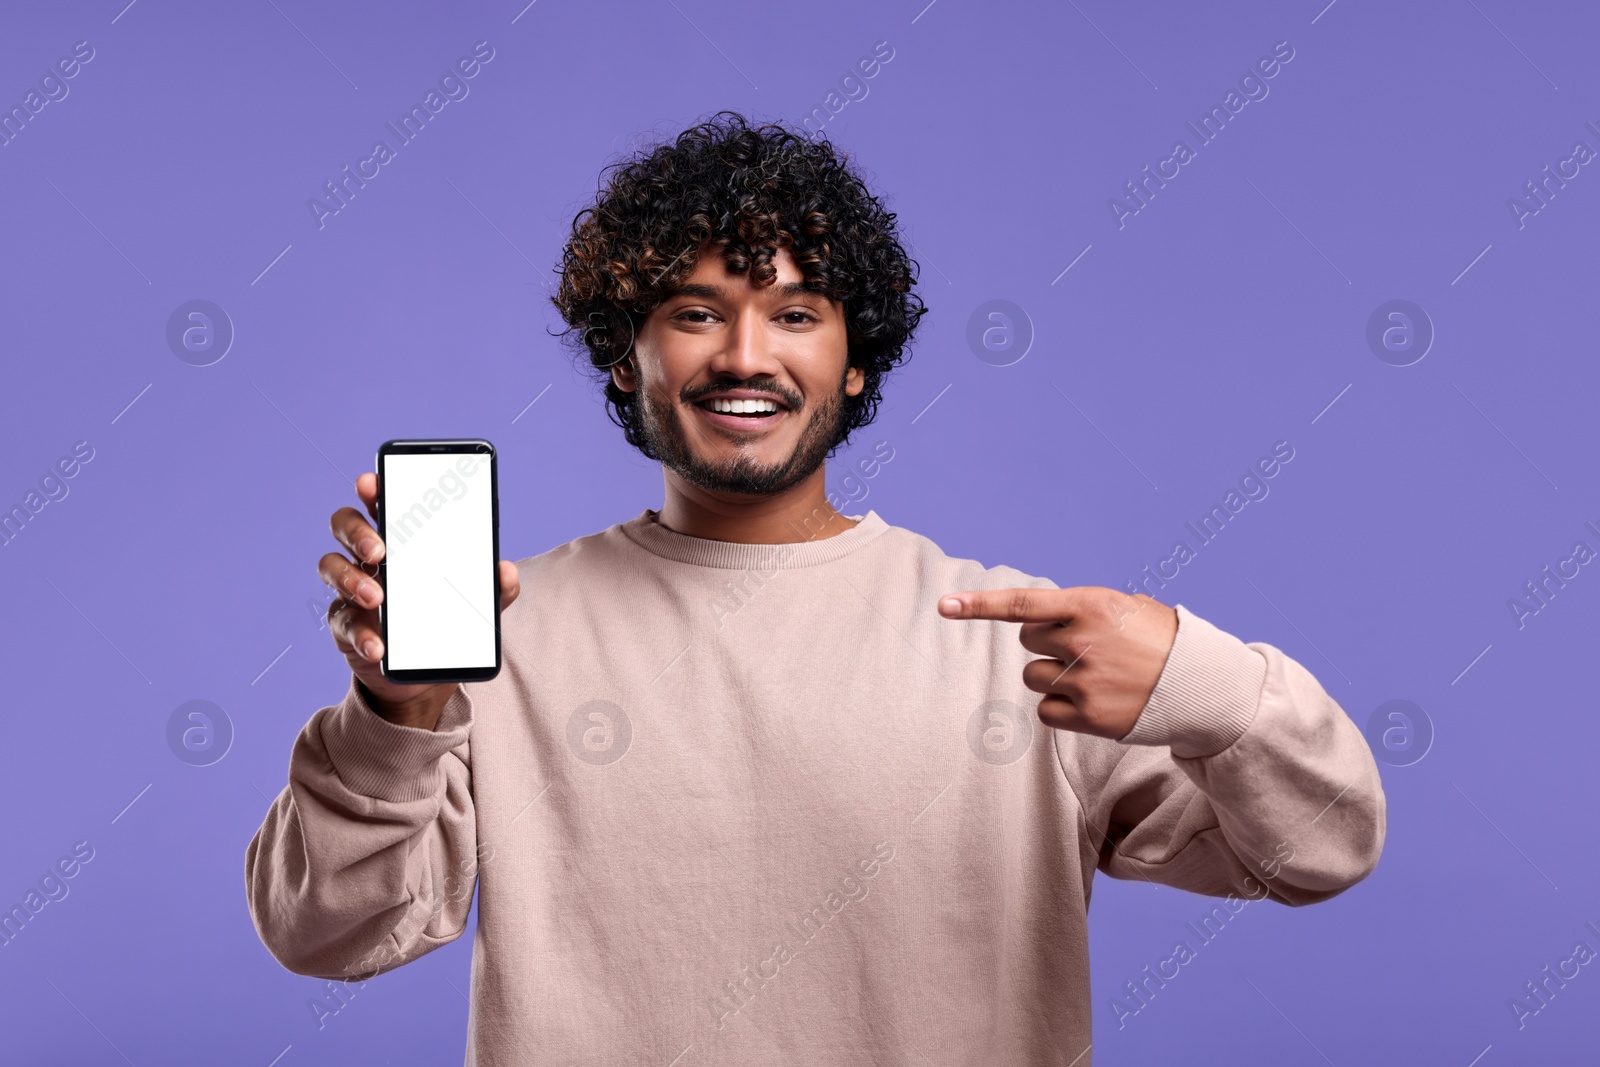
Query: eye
780,311,820,324
674,309,716,324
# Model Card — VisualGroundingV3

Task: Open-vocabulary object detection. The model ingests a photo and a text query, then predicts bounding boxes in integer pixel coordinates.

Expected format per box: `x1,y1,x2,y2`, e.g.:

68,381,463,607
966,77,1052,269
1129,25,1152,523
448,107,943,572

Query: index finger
331,506,384,565
332,472,382,565
938,587,1080,622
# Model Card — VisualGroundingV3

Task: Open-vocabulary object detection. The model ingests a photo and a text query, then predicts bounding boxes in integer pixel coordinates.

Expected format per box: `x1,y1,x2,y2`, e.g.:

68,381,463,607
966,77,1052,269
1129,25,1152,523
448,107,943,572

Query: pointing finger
939,587,1082,623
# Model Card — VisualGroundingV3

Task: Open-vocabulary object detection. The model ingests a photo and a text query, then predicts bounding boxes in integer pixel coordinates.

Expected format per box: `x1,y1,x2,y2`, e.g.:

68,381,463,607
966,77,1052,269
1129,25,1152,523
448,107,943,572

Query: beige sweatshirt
245,508,1385,1066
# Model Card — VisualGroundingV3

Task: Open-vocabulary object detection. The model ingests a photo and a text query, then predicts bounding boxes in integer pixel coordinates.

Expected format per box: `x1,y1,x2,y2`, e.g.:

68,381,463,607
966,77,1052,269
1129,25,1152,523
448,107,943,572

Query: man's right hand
319,472,520,731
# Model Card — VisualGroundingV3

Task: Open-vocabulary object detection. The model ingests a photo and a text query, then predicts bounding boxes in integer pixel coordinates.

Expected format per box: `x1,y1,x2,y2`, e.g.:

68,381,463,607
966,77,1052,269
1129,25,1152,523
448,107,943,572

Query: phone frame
374,438,502,684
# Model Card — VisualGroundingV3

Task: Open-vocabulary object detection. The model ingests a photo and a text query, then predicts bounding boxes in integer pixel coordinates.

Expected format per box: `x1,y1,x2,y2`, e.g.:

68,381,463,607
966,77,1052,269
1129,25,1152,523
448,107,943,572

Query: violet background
2,0,1596,1063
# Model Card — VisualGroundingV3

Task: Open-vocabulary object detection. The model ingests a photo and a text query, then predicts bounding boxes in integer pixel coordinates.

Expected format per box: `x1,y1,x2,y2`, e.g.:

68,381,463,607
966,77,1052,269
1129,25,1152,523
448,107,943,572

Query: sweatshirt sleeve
1081,604,1385,906
244,675,483,981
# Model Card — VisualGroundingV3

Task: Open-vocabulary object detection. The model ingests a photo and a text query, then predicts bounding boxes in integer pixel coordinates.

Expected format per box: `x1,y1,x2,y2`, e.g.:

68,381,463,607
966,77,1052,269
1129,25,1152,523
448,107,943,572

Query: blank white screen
382,451,495,670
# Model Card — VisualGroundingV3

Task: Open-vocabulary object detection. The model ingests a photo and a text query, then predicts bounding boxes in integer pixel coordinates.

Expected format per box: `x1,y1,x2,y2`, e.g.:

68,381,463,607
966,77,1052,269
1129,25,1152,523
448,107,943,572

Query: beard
637,368,851,497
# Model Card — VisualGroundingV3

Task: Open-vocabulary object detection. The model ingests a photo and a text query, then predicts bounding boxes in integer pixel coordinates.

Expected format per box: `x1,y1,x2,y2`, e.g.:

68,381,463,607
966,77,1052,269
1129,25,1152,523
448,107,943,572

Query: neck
654,465,857,544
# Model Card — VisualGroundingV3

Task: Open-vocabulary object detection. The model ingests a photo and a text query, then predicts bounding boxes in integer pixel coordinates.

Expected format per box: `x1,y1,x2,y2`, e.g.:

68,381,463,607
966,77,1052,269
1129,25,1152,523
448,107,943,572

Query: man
246,111,1384,1065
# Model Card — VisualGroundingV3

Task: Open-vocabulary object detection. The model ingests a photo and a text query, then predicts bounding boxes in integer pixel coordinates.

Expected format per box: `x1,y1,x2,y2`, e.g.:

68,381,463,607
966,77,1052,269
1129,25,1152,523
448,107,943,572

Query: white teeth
708,398,778,414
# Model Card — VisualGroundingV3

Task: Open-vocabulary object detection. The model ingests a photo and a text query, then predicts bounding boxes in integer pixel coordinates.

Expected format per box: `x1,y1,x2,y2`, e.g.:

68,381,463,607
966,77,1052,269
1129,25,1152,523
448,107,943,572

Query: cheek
640,351,699,405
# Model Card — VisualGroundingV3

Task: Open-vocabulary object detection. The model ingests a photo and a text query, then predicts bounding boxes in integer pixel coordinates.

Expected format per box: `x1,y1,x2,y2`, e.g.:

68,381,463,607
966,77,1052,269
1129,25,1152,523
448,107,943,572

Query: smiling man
624,261,864,533
247,111,1385,1065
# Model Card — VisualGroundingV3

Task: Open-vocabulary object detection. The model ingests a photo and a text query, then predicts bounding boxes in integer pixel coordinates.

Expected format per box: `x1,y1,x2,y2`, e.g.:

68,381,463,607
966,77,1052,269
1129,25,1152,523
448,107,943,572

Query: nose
705,305,783,384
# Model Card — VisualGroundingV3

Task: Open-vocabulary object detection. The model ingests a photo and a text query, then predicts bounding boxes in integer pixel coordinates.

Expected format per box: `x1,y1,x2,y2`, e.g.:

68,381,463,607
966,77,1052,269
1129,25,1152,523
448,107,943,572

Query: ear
844,363,865,397
610,356,637,393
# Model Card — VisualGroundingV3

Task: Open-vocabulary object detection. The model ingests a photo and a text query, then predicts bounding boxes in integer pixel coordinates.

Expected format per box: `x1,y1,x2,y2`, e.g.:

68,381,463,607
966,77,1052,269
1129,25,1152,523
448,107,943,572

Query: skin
938,587,1178,741
319,241,1179,735
609,239,866,545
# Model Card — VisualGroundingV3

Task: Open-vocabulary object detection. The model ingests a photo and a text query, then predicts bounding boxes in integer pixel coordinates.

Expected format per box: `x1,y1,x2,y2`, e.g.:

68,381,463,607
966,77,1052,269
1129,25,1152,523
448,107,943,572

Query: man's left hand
938,586,1179,740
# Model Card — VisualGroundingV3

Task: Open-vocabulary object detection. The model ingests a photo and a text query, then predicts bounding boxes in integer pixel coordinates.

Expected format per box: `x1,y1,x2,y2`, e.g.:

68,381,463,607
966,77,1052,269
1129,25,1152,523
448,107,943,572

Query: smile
693,397,789,432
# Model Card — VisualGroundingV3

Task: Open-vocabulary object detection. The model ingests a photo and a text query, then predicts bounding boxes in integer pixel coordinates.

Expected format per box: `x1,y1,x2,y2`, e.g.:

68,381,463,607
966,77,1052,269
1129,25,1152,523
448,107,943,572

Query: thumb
499,560,521,608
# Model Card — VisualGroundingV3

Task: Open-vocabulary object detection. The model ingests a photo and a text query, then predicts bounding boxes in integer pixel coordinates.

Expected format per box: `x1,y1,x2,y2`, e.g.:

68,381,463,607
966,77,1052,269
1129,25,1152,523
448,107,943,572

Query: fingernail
940,597,962,614
358,580,380,605
359,539,382,562
363,638,382,660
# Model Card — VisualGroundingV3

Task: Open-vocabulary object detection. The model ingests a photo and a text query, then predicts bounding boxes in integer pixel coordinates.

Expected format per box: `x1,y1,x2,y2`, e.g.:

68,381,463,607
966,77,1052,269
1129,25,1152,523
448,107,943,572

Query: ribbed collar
618,507,890,569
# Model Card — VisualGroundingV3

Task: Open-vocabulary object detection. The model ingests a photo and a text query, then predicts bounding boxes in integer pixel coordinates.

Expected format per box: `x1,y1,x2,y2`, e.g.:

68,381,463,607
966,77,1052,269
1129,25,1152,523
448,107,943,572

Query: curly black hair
548,110,928,459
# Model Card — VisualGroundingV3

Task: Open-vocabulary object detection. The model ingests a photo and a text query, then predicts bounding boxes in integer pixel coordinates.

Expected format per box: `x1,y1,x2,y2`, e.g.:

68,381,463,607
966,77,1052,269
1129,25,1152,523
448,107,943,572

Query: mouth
692,396,790,433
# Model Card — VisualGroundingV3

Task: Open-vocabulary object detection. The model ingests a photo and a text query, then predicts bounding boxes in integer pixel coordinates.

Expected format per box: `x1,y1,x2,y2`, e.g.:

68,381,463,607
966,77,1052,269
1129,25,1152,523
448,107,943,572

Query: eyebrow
662,281,828,301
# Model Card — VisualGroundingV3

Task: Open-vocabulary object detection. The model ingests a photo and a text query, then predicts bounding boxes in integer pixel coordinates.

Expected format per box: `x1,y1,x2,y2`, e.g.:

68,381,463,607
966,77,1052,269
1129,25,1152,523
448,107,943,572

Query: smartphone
374,439,501,683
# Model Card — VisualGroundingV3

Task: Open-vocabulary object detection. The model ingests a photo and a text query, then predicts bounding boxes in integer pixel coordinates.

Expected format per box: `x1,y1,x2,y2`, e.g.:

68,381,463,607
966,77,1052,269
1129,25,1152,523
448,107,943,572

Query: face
612,242,864,497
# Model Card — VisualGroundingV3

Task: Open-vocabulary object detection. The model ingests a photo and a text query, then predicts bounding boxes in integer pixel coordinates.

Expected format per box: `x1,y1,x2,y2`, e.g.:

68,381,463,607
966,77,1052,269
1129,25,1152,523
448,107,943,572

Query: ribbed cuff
1118,604,1267,759
319,676,473,802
